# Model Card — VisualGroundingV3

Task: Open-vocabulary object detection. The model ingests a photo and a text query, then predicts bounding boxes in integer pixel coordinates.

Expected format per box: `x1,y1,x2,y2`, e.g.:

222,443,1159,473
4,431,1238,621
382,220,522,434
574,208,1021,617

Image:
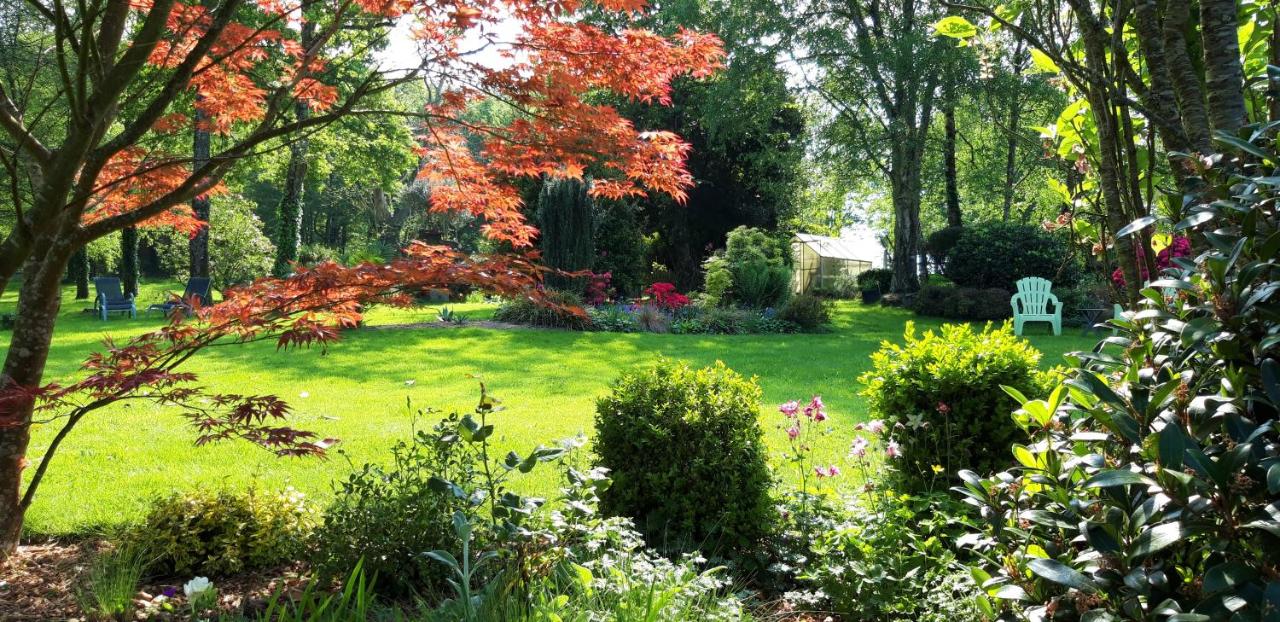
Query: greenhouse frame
791,233,875,294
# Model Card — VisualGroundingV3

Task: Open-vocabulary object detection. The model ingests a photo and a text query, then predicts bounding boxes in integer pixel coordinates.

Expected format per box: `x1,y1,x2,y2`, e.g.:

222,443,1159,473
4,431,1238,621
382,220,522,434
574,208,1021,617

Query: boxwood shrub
594,360,775,555
859,322,1052,491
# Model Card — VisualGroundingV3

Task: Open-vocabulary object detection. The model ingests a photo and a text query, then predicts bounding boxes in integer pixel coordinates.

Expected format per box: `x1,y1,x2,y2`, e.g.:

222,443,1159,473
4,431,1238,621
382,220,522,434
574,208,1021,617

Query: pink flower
849,436,869,458
779,401,799,418
814,465,840,478
866,419,886,434
936,402,951,415
786,425,800,440
809,395,824,410
813,409,827,422
885,439,902,459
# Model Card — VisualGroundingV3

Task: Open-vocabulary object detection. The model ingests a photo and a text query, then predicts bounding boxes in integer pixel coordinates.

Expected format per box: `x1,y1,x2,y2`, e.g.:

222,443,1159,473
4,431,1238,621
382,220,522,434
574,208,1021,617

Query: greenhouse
791,233,875,294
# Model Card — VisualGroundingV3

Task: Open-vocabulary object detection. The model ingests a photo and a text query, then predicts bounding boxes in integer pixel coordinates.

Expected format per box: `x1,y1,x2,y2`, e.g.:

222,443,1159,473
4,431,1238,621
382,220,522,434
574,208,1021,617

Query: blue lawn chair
147,276,212,316
94,277,136,320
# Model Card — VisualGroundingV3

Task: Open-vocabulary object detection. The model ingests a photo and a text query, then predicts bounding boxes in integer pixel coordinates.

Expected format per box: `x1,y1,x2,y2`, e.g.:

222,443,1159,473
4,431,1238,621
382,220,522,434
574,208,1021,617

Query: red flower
644,282,689,310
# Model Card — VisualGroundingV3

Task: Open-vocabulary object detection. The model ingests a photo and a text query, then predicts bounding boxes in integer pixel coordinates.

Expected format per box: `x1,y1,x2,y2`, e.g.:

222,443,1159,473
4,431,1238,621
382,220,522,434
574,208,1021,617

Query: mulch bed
3,541,836,621
0,540,91,620
0,541,306,621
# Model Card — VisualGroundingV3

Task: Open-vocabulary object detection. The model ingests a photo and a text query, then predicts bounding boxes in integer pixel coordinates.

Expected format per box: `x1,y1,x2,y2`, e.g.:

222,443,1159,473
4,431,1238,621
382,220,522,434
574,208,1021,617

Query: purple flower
936,401,951,415
161,586,178,598
813,409,827,422
786,425,800,440
779,400,800,418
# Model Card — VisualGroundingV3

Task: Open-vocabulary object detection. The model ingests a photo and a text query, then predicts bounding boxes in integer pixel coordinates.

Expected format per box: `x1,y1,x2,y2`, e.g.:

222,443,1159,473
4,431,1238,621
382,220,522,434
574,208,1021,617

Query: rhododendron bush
0,0,722,553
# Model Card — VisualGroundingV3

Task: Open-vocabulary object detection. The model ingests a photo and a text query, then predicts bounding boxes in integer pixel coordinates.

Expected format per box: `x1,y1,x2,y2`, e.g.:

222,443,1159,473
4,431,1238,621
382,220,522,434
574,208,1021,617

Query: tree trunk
1161,0,1212,153
889,136,923,294
1200,0,1247,134
121,226,139,297
273,22,314,277
943,93,962,228
71,248,89,300
0,235,75,555
189,106,212,278
1001,91,1021,220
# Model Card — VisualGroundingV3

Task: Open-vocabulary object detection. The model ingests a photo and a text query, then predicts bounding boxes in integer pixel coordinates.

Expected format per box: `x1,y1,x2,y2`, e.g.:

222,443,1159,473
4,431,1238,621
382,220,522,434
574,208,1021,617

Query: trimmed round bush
945,221,1077,292
594,360,775,555
858,322,1051,491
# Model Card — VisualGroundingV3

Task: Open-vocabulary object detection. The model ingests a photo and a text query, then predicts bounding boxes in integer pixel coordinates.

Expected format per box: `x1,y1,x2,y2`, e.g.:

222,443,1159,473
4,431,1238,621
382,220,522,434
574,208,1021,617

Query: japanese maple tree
0,0,721,555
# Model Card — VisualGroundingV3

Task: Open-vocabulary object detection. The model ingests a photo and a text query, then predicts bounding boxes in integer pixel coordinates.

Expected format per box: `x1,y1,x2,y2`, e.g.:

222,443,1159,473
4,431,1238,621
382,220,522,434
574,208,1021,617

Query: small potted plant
860,280,881,304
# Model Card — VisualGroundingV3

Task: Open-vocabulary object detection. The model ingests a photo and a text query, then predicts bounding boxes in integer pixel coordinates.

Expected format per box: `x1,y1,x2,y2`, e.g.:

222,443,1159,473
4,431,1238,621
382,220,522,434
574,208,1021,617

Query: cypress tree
536,177,595,292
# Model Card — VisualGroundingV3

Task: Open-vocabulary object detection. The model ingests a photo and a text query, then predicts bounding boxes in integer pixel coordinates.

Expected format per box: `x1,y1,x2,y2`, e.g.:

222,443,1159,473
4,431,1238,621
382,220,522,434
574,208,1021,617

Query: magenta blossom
786,425,800,440
779,400,800,418
886,439,902,458
814,465,840,478
813,409,828,422
936,401,950,415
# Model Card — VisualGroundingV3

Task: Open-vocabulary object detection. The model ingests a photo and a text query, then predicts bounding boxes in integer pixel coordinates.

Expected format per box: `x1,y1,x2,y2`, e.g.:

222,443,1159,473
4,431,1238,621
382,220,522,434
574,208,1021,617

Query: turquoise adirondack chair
1011,277,1061,336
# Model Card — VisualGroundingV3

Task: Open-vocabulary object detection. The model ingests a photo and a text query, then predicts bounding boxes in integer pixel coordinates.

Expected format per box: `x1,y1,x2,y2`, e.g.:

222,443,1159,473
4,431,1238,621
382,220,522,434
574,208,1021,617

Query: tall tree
536,177,595,292
800,0,951,293
0,0,722,555
189,107,211,277
121,226,139,297
274,21,316,276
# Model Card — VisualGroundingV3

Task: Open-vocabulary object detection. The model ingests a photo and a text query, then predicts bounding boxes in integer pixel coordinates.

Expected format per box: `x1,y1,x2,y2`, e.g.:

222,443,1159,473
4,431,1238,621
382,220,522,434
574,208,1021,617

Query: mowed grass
2,280,1099,536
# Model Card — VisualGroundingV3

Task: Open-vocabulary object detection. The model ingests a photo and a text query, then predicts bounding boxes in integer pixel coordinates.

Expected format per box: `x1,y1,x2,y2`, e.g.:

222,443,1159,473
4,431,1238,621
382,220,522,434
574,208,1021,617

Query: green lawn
2,280,1099,536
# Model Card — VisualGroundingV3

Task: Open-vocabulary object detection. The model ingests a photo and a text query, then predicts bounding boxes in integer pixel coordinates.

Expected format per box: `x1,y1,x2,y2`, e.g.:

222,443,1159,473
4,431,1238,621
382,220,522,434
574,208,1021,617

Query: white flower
298,391,310,398
183,577,212,598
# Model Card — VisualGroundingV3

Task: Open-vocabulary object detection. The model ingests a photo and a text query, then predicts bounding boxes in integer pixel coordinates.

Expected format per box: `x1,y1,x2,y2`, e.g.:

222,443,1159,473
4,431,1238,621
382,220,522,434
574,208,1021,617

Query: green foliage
493,290,593,330
253,561,375,622
312,390,569,598
587,304,640,332
129,487,312,577
776,293,831,330
811,274,860,299
537,178,595,292
703,226,793,308
945,221,1077,293
955,137,1280,621
669,306,798,334
911,284,1011,321
804,492,977,622
144,194,275,288
700,255,734,307
76,544,147,621
857,268,893,292
923,225,965,268
594,360,775,555
859,322,1049,492
592,201,648,298
309,421,463,597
